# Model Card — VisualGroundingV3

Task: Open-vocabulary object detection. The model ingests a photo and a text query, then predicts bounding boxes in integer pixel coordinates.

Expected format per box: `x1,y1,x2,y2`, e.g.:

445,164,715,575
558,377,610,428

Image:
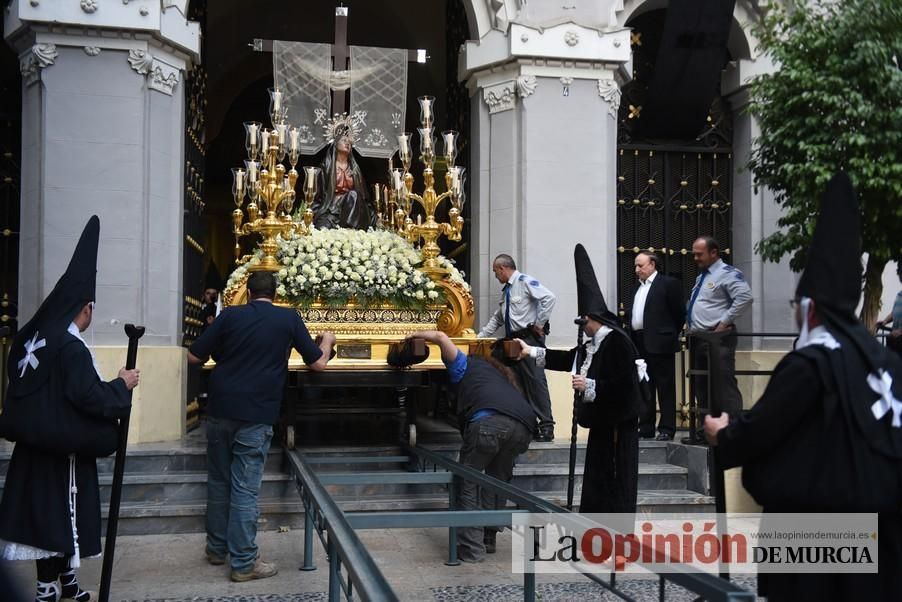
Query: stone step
101,489,716,535
1,464,690,519
511,463,688,492
0,440,674,475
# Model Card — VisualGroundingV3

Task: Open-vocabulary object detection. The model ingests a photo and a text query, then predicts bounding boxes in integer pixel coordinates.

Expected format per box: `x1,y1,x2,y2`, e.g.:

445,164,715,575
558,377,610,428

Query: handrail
284,450,399,602
405,444,754,602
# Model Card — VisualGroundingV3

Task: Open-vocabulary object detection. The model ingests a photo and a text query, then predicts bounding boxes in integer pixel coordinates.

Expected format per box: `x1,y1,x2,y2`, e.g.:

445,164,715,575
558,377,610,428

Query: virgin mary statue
311,114,375,230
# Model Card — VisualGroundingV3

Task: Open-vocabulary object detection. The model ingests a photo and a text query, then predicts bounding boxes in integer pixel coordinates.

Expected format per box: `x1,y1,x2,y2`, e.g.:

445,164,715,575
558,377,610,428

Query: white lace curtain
273,41,407,158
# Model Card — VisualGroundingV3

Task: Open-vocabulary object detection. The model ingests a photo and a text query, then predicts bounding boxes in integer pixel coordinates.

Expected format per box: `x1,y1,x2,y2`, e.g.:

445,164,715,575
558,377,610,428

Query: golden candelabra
383,96,465,273
231,88,316,272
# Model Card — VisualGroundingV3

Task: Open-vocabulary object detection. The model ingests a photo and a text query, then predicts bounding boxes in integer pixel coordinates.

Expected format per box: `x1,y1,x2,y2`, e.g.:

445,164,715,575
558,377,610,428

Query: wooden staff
99,323,145,602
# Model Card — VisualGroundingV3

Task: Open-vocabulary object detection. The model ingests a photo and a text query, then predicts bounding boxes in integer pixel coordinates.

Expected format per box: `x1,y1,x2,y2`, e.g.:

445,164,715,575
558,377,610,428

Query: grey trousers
510,330,554,428
457,414,533,561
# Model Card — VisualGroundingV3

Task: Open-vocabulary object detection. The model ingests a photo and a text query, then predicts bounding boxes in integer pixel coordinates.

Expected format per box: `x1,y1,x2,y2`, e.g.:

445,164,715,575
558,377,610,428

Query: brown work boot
230,558,278,582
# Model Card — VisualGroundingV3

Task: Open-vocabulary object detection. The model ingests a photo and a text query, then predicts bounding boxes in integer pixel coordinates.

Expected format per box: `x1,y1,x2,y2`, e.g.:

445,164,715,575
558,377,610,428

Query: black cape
544,329,640,514
0,334,130,558
716,334,902,600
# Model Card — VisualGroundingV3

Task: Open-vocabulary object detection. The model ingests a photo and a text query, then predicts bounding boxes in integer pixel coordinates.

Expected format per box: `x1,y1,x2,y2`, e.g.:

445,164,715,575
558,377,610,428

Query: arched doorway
181,0,472,437
187,0,472,292
615,8,735,311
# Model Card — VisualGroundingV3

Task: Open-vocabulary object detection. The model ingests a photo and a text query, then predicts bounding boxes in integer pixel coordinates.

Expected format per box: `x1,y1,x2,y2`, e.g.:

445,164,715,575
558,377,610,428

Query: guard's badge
706,282,716,289
529,280,540,286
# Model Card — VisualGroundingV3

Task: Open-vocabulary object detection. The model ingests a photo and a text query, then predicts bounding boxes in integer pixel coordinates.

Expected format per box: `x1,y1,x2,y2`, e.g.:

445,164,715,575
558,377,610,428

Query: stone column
722,57,797,349
462,21,630,347
5,0,200,442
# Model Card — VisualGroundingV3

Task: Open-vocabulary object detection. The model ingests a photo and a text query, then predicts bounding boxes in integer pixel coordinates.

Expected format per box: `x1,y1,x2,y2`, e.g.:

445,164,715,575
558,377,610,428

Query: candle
248,122,258,144
283,176,291,193
398,134,410,159
289,127,300,153
261,129,271,151
423,102,431,121
444,132,454,155
276,124,287,146
449,166,459,193
305,167,316,192
374,184,381,203
236,168,245,191
245,160,258,182
273,89,282,113
392,169,402,191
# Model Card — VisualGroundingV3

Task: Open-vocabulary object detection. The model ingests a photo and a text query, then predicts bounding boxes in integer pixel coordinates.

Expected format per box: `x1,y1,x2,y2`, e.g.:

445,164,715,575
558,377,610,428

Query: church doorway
182,0,472,442
188,0,472,296
615,8,735,312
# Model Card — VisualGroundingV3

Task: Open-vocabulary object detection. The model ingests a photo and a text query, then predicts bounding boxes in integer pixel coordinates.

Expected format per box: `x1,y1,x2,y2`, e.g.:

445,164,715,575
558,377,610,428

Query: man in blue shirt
407,330,535,563
189,272,335,581
685,236,753,443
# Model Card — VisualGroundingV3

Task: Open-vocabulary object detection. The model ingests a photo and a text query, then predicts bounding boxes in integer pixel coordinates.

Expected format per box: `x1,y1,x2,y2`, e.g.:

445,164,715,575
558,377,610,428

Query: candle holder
232,93,314,272
394,99,465,273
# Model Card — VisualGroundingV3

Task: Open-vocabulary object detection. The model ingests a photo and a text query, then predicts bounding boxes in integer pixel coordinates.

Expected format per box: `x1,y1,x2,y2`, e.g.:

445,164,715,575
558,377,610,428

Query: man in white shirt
628,252,685,441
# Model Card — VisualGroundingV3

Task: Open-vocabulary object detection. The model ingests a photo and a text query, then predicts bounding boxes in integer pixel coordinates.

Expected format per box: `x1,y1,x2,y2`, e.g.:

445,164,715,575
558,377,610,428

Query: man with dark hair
408,329,536,563
630,251,685,441
188,271,335,582
685,235,753,442
478,254,556,441
704,173,902,601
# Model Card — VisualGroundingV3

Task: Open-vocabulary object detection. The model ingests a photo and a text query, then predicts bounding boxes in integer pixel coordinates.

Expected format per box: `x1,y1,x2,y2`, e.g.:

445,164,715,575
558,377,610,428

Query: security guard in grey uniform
685,236,753,443
478,254,556,441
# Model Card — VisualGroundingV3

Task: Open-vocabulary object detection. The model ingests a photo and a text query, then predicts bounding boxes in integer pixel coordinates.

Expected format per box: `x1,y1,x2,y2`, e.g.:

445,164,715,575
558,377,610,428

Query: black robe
545,330,641,514
0,334,130,559
716,339,902,601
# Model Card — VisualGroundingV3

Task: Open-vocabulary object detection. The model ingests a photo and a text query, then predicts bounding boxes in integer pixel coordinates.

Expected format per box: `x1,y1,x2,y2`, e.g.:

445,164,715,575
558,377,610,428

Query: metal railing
286,443,754,601
405,444,754,602
284,449,400,602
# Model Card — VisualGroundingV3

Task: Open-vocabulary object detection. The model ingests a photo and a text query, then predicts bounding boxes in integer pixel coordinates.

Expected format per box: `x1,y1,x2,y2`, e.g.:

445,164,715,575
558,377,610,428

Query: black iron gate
616,10,734,311
0,39,21,405
182,0,208,427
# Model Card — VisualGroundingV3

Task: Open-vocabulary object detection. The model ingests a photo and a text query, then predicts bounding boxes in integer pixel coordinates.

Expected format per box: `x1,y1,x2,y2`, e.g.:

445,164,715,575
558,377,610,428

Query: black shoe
484,531,497,554
680,432,707,446
655,432,674,441
533,426,554,442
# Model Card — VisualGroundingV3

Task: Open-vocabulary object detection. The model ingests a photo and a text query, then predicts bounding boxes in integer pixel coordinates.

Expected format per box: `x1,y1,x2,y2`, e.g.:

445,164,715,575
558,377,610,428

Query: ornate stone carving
128,49,153,75
515,74,537,99
560,76,573,96
483,81,516,114
20,43,58,85
80,0,98,14
84,46,101,57
597,78,621,118
151,65,179,95
564,30,580,47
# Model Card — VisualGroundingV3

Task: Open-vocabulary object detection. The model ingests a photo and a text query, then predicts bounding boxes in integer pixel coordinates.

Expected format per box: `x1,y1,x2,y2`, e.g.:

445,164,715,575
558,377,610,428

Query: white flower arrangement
227,227,469,309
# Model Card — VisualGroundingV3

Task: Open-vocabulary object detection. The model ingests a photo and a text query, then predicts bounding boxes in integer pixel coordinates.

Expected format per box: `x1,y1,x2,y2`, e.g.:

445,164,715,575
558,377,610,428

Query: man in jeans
189,272,335,581
407,330,536,563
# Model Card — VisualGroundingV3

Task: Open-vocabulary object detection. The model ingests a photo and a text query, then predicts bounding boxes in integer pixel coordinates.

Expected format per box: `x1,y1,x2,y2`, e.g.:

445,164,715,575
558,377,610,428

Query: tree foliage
747,0,902,325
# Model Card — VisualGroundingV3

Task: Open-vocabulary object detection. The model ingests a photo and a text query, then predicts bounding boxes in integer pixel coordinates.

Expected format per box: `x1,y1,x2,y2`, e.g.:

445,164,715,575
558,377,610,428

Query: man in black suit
629,251,685,441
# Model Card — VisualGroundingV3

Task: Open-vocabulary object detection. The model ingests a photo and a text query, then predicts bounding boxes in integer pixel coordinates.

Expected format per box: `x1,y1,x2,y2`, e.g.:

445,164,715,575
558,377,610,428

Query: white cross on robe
868,369,902,428
17,331,47,377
